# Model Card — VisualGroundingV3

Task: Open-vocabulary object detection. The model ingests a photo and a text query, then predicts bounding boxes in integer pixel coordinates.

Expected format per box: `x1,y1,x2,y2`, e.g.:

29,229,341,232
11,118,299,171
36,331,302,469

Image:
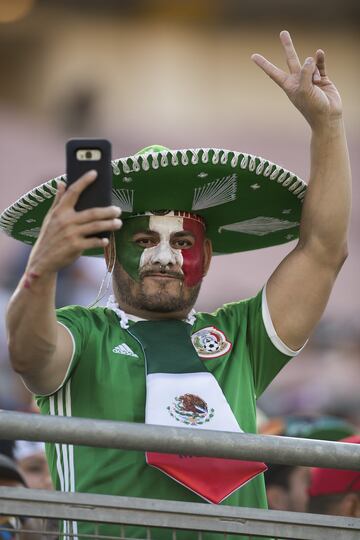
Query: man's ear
104,233,116,271
203,238,212,276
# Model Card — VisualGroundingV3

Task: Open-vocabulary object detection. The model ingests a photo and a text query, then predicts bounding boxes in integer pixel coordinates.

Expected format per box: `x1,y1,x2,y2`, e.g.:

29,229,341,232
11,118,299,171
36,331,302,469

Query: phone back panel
66,139,112,213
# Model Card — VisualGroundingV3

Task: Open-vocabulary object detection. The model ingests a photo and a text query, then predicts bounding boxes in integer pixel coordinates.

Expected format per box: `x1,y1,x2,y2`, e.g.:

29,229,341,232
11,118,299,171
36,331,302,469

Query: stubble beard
113,265,201,314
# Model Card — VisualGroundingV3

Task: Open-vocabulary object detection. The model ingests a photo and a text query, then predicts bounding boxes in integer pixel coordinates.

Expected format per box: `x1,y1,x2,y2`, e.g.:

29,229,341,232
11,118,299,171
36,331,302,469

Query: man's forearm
6,271,59,374
299,117,351,263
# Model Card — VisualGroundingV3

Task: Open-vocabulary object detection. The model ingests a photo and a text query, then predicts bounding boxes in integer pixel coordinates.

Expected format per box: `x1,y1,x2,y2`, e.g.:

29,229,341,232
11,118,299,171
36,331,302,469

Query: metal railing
1,411,359,469
0,410,360,540
1,486,360,539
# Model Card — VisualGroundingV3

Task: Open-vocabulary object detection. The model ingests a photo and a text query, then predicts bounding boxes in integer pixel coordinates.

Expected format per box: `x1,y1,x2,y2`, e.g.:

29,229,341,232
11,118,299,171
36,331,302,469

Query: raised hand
26,170,122,276
251,31,343,130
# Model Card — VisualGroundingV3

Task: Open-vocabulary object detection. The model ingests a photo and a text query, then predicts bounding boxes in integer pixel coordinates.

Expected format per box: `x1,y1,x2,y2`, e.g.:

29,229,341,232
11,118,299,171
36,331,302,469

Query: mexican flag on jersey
129,319,267,504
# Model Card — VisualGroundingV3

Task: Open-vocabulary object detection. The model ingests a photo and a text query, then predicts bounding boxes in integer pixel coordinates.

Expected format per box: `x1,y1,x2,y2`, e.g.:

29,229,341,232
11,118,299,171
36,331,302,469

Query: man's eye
135,238,157,247
173,239,193,249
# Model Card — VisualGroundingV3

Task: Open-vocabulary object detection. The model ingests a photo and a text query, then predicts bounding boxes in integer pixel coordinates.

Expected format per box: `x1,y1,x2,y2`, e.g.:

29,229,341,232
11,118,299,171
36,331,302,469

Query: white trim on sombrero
127,210,206,226
0,176,61,236
110,147,306,199
0,148,306,239
261,284,307,356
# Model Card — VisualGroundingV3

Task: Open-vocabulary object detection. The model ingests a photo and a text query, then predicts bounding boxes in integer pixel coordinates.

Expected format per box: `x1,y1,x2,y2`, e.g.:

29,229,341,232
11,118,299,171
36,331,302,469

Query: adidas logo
112,343,138,358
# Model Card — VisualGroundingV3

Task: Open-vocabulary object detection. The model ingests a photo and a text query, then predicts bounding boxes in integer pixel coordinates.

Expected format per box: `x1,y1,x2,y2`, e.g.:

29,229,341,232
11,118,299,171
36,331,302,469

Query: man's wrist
311,114,344,137
21,266,57,292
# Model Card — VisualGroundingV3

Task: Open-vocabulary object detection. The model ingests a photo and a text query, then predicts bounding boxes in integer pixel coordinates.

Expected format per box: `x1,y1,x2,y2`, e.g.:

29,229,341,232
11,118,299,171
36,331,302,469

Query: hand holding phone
66,139,112,237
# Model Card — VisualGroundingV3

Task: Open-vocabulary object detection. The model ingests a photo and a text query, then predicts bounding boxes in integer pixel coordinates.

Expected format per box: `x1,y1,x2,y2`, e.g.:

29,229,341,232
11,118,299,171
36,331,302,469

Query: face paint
115,216,149,281
139,216,184,272
181,217,205,287
115,215,206,286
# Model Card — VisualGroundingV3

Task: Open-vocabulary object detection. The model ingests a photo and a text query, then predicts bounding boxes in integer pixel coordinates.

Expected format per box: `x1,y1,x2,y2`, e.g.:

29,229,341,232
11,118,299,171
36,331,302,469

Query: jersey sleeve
53,305,93,391
246,285,306,398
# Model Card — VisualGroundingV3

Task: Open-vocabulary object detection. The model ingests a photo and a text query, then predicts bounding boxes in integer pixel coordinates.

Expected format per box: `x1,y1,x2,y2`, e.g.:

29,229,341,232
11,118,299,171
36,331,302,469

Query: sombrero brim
0,147,306,256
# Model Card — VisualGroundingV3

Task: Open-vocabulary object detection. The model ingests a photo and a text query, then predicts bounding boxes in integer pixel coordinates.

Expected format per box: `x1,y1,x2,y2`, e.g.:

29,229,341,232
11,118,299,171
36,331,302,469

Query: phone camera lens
85,150,92,159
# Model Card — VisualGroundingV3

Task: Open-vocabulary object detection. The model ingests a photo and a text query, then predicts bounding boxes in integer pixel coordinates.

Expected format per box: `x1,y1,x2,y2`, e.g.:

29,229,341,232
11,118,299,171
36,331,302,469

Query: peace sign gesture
251,31,343,130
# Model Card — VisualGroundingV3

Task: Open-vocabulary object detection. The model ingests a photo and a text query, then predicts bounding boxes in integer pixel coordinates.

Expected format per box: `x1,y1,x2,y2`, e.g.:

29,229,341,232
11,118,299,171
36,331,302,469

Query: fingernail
114,219,122,227
305,57,314,65
112,206,122,216
87,169,98,178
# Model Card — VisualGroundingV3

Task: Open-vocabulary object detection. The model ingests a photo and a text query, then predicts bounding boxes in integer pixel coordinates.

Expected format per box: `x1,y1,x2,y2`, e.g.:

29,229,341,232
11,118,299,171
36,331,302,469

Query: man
307,435,360,517
0,453,43,540
0,453,26,540
13,440,52,491
2,31,351,539
261,415,356,512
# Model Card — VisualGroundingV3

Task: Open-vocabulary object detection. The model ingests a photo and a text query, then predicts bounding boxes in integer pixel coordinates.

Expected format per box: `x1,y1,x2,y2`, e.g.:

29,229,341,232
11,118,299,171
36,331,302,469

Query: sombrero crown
0,145,306,256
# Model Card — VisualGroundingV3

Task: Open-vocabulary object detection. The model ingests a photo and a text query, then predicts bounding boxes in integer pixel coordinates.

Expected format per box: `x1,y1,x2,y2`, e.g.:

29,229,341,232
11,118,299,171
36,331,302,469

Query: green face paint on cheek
115,217,150,282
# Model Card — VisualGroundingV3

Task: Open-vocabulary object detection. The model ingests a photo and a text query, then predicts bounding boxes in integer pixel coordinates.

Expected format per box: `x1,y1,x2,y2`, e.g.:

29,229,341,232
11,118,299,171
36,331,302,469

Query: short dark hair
264,464,295,489
0,439,14,459
0,453,26,486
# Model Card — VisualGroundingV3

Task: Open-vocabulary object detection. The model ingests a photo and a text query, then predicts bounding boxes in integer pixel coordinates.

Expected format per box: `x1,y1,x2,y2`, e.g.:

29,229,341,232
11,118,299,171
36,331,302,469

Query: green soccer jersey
36,288,298,540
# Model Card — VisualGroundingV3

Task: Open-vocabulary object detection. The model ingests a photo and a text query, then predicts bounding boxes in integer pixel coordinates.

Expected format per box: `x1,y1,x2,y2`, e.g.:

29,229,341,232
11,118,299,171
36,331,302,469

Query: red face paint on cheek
182,218,205,287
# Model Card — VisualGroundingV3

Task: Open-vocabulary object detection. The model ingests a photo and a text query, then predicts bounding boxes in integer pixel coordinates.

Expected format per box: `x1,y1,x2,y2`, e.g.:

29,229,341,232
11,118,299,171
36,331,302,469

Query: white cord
87,235,116,309
87,266,113,308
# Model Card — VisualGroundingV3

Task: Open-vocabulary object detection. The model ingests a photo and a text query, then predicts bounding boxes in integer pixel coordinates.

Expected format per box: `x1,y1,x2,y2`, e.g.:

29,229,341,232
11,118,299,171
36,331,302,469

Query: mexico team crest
167,394,215,426
191,326,232,359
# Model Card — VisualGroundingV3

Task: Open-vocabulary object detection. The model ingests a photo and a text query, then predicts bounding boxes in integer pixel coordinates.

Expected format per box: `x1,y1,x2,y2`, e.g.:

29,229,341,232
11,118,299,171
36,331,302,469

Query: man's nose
151,240,177,266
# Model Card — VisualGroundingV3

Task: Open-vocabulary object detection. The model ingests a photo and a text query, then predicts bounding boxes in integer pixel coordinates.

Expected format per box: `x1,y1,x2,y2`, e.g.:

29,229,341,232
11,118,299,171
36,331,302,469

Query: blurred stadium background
0,0,359,425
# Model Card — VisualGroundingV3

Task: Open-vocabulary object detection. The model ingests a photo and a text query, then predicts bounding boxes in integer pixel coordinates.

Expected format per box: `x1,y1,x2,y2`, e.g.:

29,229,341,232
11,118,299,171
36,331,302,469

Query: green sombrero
0,145,307,256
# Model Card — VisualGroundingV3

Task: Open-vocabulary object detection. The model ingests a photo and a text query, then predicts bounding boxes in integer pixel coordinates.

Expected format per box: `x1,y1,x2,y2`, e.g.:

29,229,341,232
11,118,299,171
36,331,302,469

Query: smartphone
66,138,112,236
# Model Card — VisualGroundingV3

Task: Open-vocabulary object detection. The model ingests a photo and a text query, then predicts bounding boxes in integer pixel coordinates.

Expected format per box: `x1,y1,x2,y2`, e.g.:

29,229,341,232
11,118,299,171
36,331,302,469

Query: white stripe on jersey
49,381,78,540
65,380,78,539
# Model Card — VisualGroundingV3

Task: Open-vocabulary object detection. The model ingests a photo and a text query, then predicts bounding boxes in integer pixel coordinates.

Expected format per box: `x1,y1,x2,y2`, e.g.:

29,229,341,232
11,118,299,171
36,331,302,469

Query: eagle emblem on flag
167,394,215,425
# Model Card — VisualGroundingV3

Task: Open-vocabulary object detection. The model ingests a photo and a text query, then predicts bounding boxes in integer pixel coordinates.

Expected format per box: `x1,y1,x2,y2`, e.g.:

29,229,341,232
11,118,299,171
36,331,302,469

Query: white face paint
139,216,184,270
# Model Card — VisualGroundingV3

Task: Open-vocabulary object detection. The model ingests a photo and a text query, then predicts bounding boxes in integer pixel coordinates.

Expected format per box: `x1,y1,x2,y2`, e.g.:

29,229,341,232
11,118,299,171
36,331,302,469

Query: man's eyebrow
132,229,158,236
171,231,195,239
